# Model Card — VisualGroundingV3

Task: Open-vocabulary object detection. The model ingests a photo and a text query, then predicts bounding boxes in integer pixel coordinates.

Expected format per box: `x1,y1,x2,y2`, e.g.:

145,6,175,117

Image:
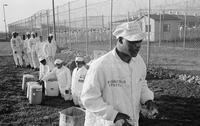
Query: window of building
163,24,170,32
145,25,151,32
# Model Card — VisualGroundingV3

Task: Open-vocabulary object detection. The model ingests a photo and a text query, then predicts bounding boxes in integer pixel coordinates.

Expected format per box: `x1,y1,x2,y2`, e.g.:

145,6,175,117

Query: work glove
141,100,158,119
144,100,157,111
114,112,132,126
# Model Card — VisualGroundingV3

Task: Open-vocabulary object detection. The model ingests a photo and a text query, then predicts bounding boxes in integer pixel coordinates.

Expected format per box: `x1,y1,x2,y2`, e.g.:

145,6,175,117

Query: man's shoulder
90,51,113,69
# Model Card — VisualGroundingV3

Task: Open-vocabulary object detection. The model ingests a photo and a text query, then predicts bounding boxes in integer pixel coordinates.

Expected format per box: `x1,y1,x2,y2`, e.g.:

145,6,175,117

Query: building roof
149,14,181,21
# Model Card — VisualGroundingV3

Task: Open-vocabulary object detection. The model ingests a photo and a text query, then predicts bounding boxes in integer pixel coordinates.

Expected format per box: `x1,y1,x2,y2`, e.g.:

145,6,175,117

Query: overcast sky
0,0,182,32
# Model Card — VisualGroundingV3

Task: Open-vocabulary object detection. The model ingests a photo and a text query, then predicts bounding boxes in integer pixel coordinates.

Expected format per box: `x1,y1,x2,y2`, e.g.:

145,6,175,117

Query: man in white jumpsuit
41,59,72,100
43,34,57,71
21,34,31,68
71,56,87,107
81,21,157,126
35,36,49,80
26,32,34,69
29,32,39,71
10,32,23,67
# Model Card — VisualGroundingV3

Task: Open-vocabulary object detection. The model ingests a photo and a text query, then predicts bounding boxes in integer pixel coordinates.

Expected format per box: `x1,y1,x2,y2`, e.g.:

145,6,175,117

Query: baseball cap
75,56,84,62
54,59,63,65
39,56,45,62
113,21,146,41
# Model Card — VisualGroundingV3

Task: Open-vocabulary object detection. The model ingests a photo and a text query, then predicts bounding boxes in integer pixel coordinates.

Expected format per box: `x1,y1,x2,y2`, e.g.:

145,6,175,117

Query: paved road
0,42,12,56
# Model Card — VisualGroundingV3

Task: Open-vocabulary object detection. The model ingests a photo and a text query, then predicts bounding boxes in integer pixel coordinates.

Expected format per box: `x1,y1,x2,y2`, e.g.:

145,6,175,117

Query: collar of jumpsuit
115,48,131,63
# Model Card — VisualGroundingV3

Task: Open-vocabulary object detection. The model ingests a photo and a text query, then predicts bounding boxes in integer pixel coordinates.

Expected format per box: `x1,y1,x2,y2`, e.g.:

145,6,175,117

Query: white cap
54,59,63,65
49,33,53,37
31,32,35,35
75,56,84,62
39,56,45,62
113,21,146,41
26,32,30,35
12,32,16,35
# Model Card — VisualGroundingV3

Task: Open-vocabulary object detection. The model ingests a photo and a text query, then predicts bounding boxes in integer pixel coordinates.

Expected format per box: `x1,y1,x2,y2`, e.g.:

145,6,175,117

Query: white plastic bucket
22,74,35,91
59,107,85,126
26,82,39,99
29,84,42,104
44,81,59,96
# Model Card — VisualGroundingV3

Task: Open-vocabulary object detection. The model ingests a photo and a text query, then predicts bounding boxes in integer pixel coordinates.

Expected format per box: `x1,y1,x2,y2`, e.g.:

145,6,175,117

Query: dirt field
1,56,200,126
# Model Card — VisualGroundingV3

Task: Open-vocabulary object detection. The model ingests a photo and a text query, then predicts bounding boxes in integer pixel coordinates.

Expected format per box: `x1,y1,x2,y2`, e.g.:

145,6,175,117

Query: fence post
147,0,151,67
110,0,113,50
57,6,60,43
68,2,71,50
52,0,56,41
85,0,88,55
40,12,43,36
46,10,50,36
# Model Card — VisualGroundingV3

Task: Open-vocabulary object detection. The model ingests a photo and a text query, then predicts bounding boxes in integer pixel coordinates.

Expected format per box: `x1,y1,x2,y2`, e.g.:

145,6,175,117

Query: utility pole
3,4,8,40
52,0,56,40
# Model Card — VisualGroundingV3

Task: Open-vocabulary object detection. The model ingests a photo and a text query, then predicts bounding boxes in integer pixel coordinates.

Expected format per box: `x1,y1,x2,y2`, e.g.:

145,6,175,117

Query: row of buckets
22,74,86,126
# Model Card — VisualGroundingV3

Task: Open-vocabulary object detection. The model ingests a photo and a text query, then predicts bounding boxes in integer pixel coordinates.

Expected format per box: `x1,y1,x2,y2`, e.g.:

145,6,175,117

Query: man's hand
114,112,133,126
141,100,159,119
145,100,157,111
14,51,17,54
37,80,44,85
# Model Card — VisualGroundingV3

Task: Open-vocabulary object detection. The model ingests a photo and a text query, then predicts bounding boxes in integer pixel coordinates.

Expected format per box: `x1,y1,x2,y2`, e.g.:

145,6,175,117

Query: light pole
3,4,8,40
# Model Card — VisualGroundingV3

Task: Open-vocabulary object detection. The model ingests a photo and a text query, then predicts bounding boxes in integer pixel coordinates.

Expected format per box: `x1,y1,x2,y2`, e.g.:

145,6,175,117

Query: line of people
11,31,89,107
11,32,57,71
11,19,158,126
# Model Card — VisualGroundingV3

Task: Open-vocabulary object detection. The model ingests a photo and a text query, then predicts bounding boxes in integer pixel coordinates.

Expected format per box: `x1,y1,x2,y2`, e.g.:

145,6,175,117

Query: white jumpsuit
29,37,39,69
35,41,49,80
43,40,57,71
42,66,72,100
26,38,34,68
10,37,23,66
71,66,87,106
22,39,30,66
81,48,154,126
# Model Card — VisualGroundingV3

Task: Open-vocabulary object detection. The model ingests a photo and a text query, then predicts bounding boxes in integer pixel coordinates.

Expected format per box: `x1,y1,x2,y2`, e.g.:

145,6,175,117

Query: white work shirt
71,66,87,96
43,41,57,60
29,37,37,52
10,37,21,52
16,36,23,51
35,42,45,59
42,66,71,94
81,48,154,126
39,64,50,80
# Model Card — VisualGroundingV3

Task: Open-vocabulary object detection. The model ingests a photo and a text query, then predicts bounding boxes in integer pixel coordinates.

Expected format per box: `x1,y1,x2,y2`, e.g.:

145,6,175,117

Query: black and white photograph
0,0,200,125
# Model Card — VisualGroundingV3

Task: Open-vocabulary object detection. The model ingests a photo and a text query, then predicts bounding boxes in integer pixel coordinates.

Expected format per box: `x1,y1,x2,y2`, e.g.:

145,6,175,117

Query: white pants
12,51,23,66
72,91,83,107
27,52,33,68
22,52,30,66
31,51,39,69
46,57,54,71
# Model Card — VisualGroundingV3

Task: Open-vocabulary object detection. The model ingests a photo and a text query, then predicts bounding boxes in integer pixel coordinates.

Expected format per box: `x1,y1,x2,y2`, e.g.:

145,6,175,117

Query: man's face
122,38,142,57
27,34,30,39
75,61,84,68
56,63,62,69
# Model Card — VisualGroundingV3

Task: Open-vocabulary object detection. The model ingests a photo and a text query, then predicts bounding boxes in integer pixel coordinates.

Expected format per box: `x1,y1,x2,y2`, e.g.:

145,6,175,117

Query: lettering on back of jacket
107,80,127,87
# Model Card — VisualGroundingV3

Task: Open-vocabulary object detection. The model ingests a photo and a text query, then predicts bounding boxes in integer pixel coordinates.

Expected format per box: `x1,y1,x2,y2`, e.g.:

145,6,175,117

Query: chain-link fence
8,0,200,71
